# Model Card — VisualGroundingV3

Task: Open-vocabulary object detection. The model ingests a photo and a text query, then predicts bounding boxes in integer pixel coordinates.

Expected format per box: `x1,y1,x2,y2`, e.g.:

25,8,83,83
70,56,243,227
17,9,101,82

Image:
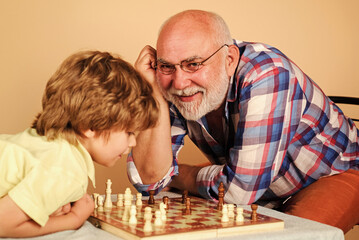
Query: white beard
160,67,229,121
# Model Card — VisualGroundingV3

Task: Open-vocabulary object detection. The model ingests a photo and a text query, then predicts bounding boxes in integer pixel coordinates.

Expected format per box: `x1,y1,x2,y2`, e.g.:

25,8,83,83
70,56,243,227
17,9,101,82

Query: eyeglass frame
155,44,229,75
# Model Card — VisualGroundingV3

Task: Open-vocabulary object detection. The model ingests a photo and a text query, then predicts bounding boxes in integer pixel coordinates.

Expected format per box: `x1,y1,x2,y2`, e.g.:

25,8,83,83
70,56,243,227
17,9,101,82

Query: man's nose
172,66,191,90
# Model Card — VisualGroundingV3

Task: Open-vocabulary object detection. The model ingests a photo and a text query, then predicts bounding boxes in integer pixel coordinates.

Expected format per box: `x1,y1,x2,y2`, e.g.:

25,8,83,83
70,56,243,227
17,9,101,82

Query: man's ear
82,129,96,138
225,45,240,76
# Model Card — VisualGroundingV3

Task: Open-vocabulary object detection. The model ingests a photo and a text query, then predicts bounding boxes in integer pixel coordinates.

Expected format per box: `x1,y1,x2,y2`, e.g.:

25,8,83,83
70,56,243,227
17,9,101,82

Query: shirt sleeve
197,48,304,204
9,163,85,227
127,104,183,195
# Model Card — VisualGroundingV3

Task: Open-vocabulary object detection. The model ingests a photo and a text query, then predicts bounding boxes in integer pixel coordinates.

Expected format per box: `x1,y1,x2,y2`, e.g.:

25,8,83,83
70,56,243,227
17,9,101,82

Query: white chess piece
143,207,153,232
93,193,99,209
136,193,142,206
129,205,137,225
122,206,129,221
125,188,132,200
117,193,123,207
159,202,167,221
221,204,229,223
97,195,104,212
104,179,113,209
228,204,235,218
236,207,244,223
154,210,162,227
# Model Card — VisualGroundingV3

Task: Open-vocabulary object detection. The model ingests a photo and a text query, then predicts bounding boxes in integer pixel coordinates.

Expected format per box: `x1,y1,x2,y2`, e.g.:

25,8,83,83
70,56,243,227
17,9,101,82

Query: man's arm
132,45,173,184
0,194,94,238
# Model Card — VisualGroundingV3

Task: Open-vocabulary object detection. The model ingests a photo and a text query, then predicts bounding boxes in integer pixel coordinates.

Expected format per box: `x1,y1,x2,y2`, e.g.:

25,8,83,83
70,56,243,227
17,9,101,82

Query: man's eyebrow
157,55,203,64
157,58,170,64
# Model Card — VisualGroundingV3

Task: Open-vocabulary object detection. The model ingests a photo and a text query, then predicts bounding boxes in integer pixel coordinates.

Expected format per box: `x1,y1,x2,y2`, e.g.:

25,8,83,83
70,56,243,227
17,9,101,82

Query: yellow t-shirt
0,128,95,227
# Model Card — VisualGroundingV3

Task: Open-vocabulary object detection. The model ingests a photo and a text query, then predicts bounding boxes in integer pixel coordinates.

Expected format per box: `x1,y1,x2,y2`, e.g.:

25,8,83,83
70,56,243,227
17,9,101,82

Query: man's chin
177,105,206,121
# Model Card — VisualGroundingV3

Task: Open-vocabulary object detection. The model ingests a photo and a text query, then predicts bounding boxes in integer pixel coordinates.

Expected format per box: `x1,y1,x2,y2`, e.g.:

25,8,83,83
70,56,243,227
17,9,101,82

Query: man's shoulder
235,40,289,62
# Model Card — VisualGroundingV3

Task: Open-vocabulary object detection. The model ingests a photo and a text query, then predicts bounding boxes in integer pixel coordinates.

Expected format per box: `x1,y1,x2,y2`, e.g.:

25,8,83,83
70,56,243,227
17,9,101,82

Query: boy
0,50,159,237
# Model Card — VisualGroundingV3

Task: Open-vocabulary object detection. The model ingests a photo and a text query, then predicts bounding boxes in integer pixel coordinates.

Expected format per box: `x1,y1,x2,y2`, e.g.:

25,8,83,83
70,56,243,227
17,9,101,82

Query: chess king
128,9,359,233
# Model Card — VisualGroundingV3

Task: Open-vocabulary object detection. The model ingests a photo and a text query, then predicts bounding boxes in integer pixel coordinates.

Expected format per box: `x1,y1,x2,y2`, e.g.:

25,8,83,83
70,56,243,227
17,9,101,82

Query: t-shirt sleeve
9,163,85,227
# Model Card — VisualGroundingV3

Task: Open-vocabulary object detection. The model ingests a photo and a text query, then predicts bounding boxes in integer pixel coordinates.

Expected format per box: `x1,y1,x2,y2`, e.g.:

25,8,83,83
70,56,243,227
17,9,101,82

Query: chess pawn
227,204,235,218
154,210,162,227
97,195,104,212
236,207,244,223
163,196,169,209
122,206,129,221
183,197,191,215
117,194,124,207
182,190,188,204
93,193,99,208
143,207,153,232
221,204,229,223
148,190,155,204
129,205,137,225
136,193,142,206
251,204,258,221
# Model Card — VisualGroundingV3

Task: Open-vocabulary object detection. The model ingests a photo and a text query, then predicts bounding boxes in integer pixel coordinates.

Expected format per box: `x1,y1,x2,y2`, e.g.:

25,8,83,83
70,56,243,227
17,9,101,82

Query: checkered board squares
88,196,284,240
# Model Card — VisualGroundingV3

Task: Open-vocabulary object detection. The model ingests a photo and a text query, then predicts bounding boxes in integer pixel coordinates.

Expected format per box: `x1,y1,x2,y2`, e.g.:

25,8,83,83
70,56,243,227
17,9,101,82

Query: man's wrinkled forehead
157,27,214,63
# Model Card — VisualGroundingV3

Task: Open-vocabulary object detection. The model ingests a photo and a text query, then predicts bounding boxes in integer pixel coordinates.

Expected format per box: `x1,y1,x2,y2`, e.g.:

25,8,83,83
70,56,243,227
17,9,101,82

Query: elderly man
128,10,359,233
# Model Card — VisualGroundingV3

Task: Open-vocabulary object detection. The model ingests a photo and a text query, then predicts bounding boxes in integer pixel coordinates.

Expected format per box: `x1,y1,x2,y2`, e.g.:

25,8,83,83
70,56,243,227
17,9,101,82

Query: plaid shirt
128,40,359,206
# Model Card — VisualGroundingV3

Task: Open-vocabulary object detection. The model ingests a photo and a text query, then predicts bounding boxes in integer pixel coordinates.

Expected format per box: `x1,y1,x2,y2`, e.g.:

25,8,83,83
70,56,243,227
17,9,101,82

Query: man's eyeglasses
156,44,229,75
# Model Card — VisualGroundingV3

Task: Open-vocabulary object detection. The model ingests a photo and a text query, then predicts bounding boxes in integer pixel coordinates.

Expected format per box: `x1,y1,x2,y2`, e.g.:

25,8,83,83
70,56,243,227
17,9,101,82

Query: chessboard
88,180,284,240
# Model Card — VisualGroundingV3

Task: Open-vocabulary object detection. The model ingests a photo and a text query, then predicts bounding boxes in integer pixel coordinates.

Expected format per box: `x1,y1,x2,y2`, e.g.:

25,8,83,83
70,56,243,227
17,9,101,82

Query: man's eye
159,64,174,70
185,62,200,69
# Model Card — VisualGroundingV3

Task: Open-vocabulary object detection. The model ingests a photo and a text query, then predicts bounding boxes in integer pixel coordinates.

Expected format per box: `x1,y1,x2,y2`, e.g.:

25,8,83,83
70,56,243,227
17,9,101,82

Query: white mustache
168,86,205,96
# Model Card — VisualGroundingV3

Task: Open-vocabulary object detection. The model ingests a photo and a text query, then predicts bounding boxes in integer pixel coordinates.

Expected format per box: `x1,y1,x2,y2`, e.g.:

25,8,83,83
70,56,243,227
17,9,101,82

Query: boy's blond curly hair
32,50,159,144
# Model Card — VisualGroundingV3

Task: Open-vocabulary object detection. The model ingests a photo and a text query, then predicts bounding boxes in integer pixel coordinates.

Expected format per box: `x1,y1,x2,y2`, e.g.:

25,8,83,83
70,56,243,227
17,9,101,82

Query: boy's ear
82,129,95,138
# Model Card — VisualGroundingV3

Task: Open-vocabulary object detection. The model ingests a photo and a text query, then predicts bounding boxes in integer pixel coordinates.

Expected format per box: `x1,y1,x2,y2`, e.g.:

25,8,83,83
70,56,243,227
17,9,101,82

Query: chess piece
236,207,244,223
163,196,169,209
148,190,155,204
124,192,131,208
221,204,229,223
143,207,153,232
217,182,224,210
182,190,188,204
159,202,167,221
122,206,129,221
129,205,137,225
154,210,162,227
251,204,258,221
117,193,124,207
124,188,132,203
136,193,143,206
93,193,99,208
97,195,104,212
104,179,113,209
183,197,191,215
228,204,235,218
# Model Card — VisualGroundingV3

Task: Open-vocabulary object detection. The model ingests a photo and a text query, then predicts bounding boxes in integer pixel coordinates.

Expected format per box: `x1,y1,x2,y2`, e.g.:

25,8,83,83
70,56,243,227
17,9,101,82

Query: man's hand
169,164,202,195
135,45,158,88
